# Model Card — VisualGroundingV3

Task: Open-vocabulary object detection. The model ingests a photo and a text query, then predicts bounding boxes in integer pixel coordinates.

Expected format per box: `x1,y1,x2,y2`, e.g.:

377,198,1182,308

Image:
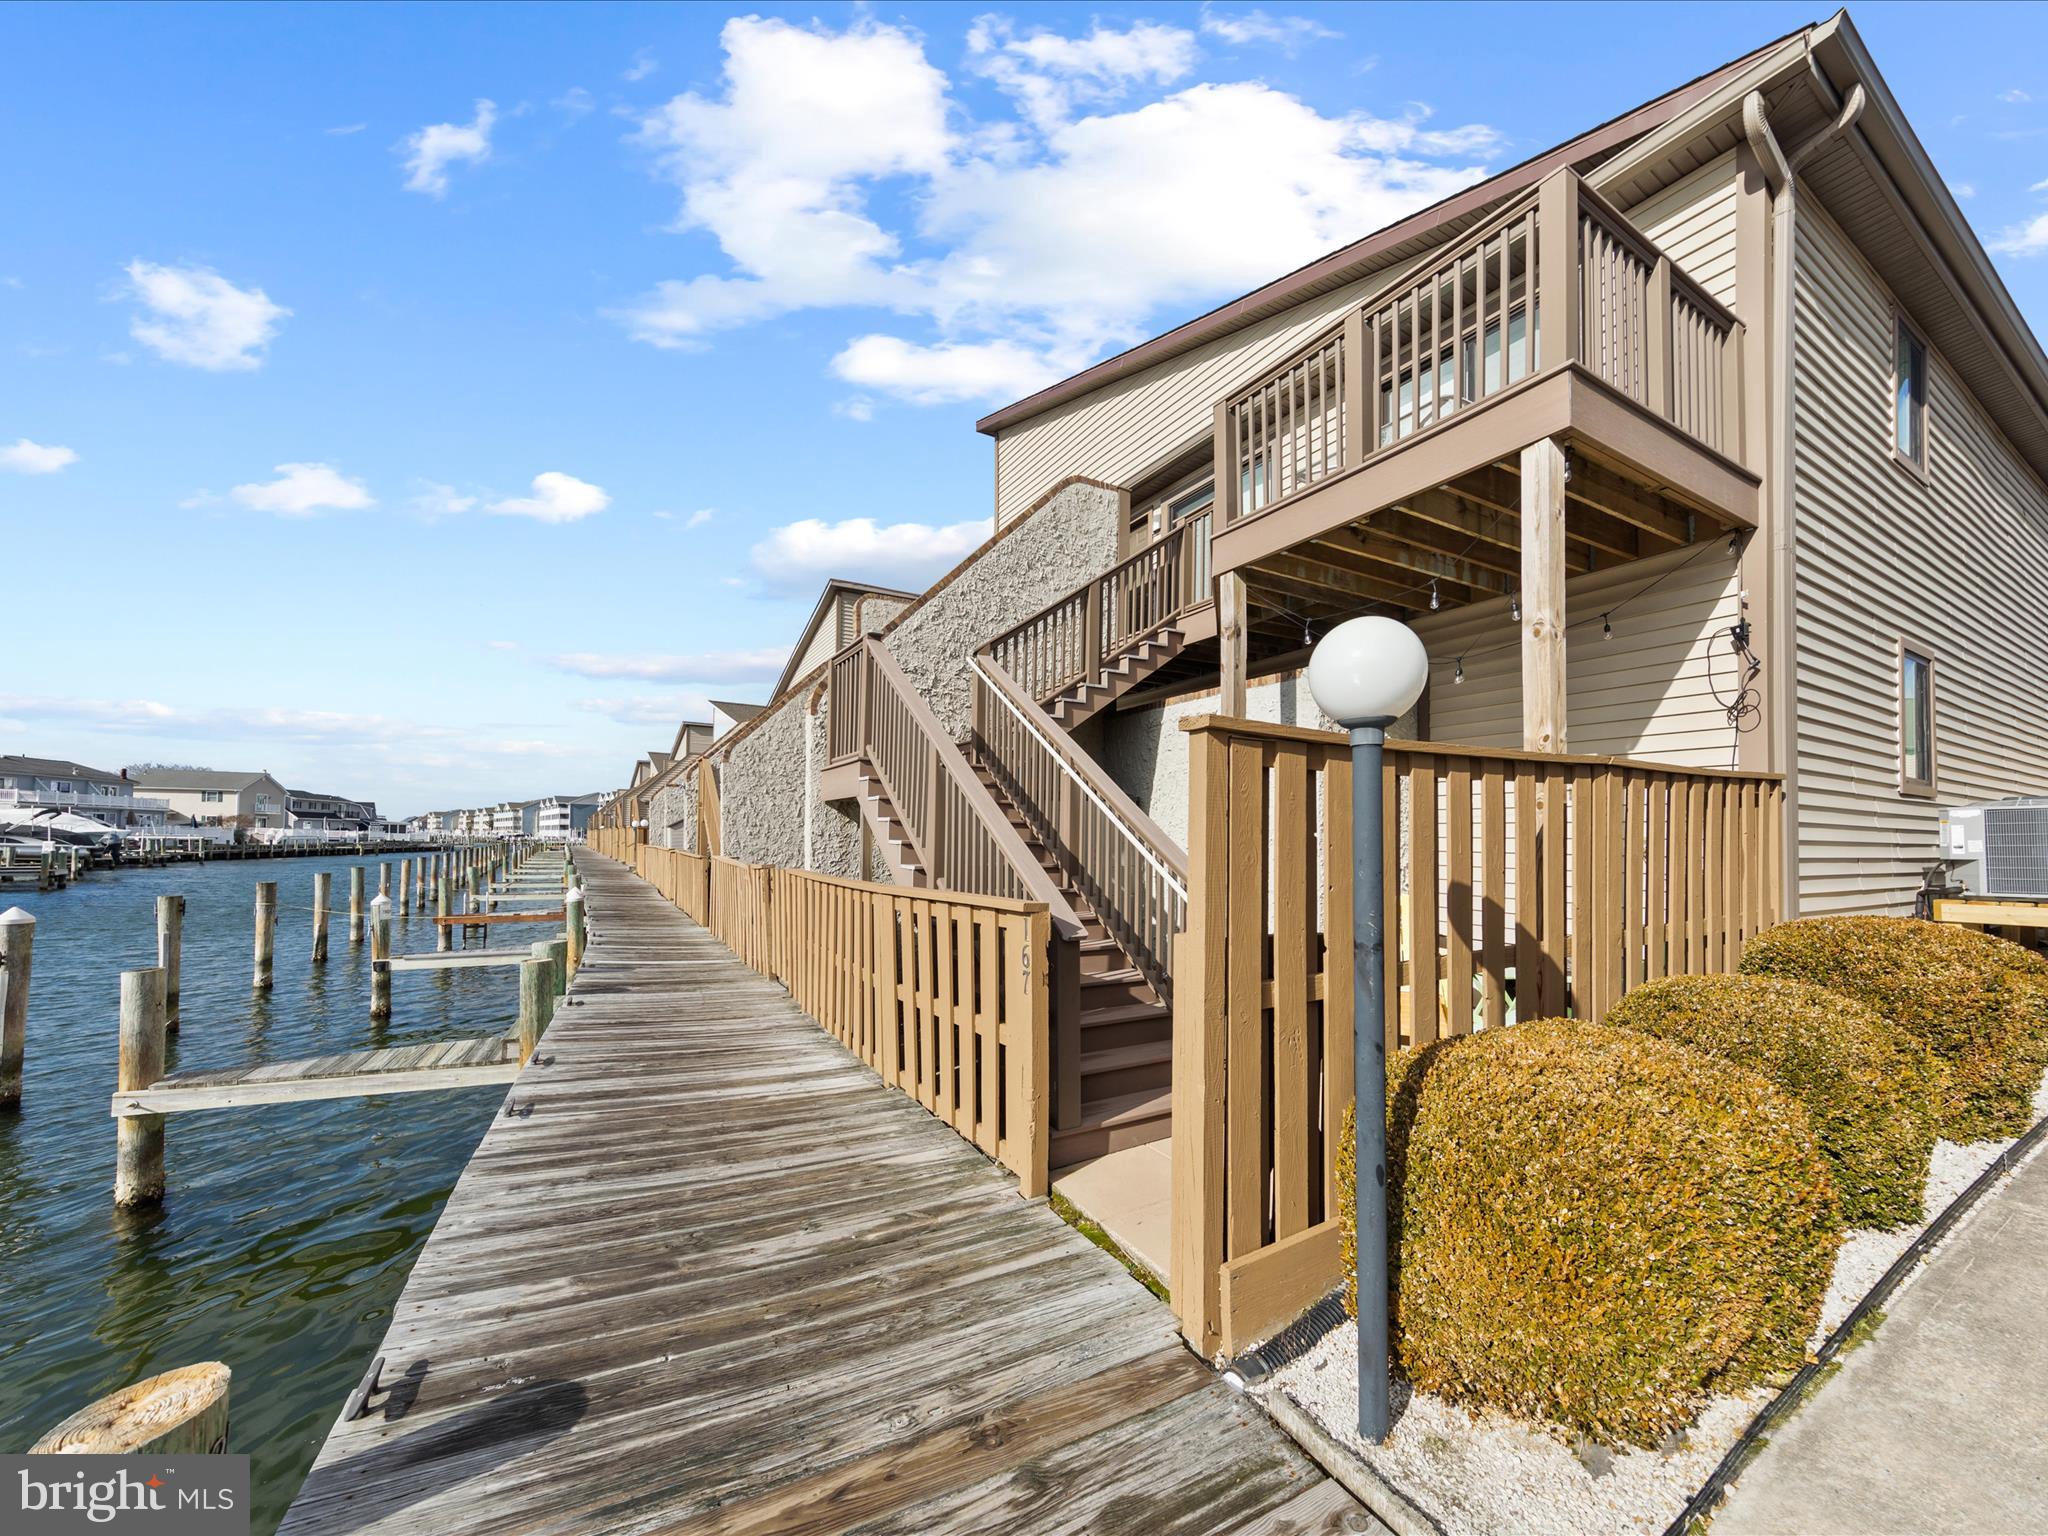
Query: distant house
0,756,168,829
287,789,377,832
130,769,290,830
709,700,765,740
536,792,607,841
767,578,918,701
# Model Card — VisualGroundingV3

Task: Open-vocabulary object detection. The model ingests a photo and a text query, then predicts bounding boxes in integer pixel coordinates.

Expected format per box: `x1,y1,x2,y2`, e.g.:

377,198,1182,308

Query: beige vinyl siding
1621,150,1740,308
993,267,1406,528
1411,543,1747,766
1790,203,2048,915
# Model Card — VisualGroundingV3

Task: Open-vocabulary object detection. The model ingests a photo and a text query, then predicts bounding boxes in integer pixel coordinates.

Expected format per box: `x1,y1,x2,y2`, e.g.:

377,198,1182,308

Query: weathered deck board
280,852,1368,1536
111,1035,520,1114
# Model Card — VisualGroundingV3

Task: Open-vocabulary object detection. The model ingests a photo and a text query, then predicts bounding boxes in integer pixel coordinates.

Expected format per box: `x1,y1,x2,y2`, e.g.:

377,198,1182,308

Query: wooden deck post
1520,438,1568,753
517,958,548,1064
116,966,168,1206
378,862,391,905
156,894,184,1033
416,856,428,911
348,866,365,945
312,871,332,964
565,886,586,974
31,1362,229,1455
253,881,278,992
435,875,452,953
0,907,32,1107
1218,571,1249,718
370,895,393,1019
545,937,569,999
397,856,410,915
528,941,559,1029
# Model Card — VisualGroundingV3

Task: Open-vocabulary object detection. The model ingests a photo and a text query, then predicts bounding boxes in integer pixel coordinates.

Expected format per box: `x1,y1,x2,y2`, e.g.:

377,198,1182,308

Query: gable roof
974,25,1811,438
130,768,281,793
0,755,125,785
769,578,921,700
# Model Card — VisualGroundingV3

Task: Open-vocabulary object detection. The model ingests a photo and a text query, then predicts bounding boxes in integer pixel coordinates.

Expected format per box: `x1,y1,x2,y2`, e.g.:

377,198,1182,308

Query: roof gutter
1741,61,1863,922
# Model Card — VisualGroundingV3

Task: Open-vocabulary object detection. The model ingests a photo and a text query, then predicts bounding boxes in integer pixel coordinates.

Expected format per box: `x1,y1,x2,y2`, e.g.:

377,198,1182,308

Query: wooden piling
32,1362,229,1455
565,886,585,975
397,857,410,915
517,957,548,1065
253,881,278,991
415,856,428,911
116,966,168,1206
529,941,560,1027
545,937,569,1000
0,907,32,1107
312,871,332,964
370,896,392,1019
349,866,365,945
436,875,452,953
156,895,184,1033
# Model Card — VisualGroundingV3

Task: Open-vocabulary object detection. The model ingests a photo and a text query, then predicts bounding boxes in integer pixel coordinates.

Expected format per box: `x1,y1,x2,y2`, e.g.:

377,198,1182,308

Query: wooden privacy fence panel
1170,714,1783,1357
615,852,1052,1197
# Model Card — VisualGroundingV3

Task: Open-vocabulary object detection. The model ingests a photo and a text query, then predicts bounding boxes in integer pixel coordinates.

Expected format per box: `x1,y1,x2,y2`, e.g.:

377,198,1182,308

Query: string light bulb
1454,656,1465,684
1510,593,1520,623
1603,612,1613,640
1429,578,1440,611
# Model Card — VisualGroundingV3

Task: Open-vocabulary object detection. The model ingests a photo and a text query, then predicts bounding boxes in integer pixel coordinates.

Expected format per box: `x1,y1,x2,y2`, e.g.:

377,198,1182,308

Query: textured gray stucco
883,482,1122,740
711,480,1120,876
650,773,698,853
1103,671,1417,852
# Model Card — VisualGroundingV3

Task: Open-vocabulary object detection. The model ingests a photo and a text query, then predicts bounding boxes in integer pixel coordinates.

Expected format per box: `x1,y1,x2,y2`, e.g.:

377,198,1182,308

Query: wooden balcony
1206,168,1759,643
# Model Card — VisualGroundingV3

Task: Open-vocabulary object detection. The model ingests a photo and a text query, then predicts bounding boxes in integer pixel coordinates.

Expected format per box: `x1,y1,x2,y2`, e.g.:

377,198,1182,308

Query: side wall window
1900,646,1936,795
1894,317,1927,469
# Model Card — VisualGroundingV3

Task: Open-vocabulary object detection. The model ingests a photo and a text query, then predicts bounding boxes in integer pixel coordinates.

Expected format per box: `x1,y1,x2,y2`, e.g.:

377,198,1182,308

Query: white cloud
624,49,659,82
553,87,595,118
833,335,1067,404
401,99,496,197
1198,6,1339,51
750,515,985,592
2001,88,2033,105
410,481,478,518
834,396,876,422
573,692,716,727
1954,181,1977,199
230,462,375,517
327,122,369,136
485,471,610,523
551,649,788,682
968,16,1197,132
2,275,24,289
1994,209,2048,256
0,438,77,474
618,16,1497,405
124,261,289,371
685,507,715,528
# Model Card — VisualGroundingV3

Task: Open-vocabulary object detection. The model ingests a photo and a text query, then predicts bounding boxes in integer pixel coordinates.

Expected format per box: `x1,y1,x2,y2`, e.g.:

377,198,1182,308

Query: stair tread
1080,966,1146,987
1070,1086,1172,1130
1081,999,1170,1026
1080,1039,1170,1071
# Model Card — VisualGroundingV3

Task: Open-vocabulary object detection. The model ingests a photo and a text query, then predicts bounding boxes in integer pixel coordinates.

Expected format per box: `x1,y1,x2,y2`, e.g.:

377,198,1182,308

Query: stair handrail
972,652,1188,1002
843,636,1086,940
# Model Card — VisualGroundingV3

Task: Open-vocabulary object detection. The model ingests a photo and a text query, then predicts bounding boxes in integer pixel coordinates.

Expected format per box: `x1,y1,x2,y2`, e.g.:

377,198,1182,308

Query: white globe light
1307,616,1431,727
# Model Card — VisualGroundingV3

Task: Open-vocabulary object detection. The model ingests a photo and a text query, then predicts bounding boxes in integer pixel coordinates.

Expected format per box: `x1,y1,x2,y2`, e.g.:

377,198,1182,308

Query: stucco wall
883,480,1123,739
650,773,698,853
714,687,866,876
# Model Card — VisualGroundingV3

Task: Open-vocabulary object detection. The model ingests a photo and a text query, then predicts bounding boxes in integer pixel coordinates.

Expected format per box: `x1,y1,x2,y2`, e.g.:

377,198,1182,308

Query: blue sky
5,1,2046,815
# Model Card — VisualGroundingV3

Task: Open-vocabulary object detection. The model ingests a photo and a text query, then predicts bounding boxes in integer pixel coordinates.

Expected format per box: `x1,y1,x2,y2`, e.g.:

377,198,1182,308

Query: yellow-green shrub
1739,917,2048,1140
1606,974,1938,1229
1339,1020,1838,1447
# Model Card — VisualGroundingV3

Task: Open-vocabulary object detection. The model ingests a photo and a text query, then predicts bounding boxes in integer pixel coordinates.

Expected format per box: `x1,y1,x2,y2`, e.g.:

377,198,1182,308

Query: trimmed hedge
1340,1020,1838,1447
1740,916,2048,1141
1606,974,1939,1229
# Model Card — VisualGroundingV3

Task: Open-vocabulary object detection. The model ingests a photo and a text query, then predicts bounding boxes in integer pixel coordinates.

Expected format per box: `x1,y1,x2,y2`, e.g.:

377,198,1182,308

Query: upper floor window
201,789,224,803
1900,646,1936,795
1894,317,1927,469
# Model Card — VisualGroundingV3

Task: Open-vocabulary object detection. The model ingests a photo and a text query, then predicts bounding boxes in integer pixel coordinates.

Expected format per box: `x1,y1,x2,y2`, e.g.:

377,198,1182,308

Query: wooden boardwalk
281,853,1368,1536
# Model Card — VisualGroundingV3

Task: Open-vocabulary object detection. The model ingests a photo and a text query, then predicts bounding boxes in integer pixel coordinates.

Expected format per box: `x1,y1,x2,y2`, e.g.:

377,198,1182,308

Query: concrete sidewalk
1716,1145,2048,1536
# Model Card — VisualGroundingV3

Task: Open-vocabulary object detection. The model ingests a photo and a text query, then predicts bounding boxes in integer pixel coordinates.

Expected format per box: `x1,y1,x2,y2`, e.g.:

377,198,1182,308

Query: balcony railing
1215,167,1744,528
982,509,1212,706
0,787,170,812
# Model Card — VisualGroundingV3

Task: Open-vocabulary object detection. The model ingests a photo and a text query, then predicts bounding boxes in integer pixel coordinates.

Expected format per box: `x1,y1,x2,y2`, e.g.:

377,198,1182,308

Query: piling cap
0,906,33,926
370,893,392,912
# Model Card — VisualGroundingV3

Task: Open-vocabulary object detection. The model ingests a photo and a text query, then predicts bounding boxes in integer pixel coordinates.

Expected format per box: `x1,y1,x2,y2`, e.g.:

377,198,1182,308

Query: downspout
1741,69,1864,922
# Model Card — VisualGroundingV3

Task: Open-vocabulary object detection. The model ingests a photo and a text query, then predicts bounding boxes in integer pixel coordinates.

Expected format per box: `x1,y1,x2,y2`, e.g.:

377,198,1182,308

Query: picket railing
1169,715,1783,1357
1215,166,1745,530
971,655,1187,1003
600,846,1051,1196
982,512,1213,707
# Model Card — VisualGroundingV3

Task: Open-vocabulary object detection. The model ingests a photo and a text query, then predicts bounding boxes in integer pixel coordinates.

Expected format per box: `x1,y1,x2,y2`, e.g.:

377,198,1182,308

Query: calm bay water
0,853,517,1532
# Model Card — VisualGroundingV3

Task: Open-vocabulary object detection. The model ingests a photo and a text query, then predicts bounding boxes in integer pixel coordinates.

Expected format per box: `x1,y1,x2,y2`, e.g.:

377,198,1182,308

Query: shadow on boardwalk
280,853,1369,1535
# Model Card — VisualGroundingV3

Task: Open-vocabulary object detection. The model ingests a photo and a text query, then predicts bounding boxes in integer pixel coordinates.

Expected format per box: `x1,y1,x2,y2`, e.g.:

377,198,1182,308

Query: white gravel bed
1254,1063,2048,1536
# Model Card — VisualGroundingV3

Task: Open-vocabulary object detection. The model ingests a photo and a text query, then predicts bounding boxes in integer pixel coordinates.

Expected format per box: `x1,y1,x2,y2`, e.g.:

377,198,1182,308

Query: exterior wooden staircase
967,754,1174,1163
1049,622,1196,727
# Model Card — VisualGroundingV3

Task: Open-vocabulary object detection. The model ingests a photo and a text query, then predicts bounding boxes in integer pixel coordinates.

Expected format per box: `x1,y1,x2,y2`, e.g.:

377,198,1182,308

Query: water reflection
0,854,504,1533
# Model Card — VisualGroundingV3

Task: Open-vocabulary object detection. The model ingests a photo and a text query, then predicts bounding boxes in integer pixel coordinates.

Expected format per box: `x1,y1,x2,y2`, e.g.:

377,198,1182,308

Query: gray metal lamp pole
1307,615,1431,1444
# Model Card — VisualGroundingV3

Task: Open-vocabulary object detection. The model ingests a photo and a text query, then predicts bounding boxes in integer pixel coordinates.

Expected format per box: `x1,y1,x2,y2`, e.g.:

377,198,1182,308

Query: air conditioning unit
1939,798,2048,899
